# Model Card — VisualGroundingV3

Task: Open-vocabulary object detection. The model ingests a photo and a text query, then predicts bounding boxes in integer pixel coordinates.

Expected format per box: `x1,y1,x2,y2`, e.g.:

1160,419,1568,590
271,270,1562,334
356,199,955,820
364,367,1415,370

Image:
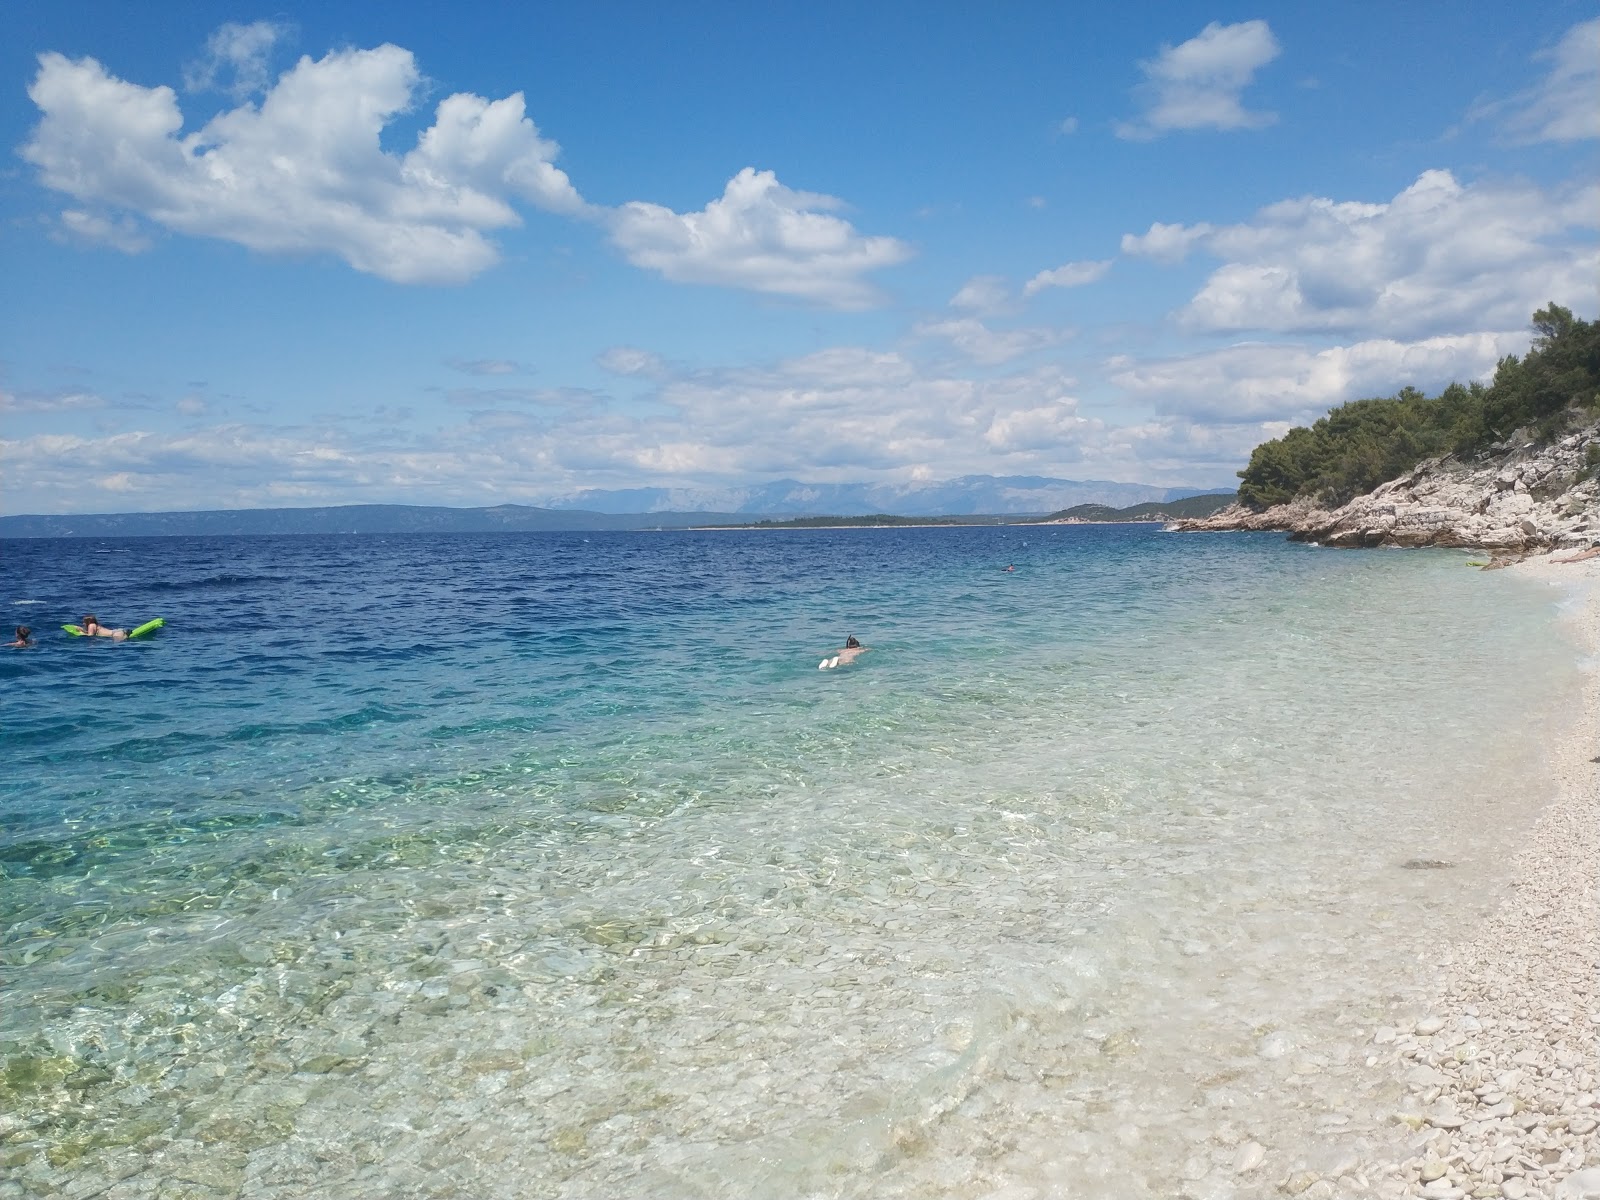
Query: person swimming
820,635,870,668
81,615,128,641
6,625,33,648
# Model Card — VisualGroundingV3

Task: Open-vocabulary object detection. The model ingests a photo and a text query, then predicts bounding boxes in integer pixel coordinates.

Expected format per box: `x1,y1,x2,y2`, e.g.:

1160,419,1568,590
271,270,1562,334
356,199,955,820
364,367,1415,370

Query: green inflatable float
63,618,165,639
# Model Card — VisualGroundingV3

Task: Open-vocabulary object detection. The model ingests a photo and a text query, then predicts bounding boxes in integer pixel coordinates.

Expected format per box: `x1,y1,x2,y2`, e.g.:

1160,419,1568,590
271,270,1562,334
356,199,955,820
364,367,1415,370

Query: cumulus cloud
1119,220,1213,263
183,20,289,99
57,209,151,253
950,275,1011,314
1126,171,1600,338
607,168,913,309
914,318,1066,365
1116,20,1281,140
1,345,1131,512
1023,259,1112,296
1109,329,1526,422
1477,18,1600,143
596,347,668,378
23,44,587,284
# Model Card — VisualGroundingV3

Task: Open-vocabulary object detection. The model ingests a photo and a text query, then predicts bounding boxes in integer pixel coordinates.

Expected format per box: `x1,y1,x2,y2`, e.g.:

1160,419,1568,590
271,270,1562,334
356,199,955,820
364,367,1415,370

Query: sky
2,1,1596,515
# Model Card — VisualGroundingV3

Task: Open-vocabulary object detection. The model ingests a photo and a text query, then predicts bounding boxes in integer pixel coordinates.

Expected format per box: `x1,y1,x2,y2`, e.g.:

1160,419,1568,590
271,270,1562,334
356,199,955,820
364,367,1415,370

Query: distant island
0,492,1239,540
1039,494,1239,523
696,514,1010,529
697,495,1239,529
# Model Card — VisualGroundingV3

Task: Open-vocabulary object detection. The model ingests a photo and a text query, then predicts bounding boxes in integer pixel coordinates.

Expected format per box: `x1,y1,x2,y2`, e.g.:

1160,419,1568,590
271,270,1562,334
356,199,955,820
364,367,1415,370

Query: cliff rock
1177,421,1600,552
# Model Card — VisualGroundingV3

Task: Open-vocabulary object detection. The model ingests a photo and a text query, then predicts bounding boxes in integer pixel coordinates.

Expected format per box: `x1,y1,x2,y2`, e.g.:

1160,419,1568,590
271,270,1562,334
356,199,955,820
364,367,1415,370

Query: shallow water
0,526,1583,1198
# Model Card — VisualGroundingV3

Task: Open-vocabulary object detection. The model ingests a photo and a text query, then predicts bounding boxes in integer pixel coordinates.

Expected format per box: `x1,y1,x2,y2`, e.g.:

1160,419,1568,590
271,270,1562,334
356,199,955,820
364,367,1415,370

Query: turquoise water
0,526,1583,1198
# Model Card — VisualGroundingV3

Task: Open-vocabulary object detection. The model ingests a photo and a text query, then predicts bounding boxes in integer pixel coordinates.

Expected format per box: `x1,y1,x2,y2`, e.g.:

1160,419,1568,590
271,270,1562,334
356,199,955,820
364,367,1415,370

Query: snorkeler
820,635,870,669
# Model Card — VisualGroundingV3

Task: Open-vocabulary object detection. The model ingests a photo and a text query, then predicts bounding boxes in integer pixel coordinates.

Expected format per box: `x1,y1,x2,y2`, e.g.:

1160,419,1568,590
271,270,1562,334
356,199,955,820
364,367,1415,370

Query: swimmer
819,635,870,669
81,615,128,641
1005,564,1015,572
5,625,33,648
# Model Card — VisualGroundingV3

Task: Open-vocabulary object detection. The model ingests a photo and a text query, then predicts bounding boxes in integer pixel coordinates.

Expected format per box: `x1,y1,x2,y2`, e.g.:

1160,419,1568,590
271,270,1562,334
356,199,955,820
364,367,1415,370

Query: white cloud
1057,117,1080,136
1109,330,1526,422
607,168,913,309
1478,18,1600,143
441,386,596,409
183,20,289,99
914,318,1065,365
0,387,106,414
1116,20,1281,140
447,358,522,376
949,275,1011,314
1130,171,1600,338
596,347,668,378
1023,259,1112,296
57,209,151,253
0,347,1124,511
1120,220,1213,263
24,44,587,284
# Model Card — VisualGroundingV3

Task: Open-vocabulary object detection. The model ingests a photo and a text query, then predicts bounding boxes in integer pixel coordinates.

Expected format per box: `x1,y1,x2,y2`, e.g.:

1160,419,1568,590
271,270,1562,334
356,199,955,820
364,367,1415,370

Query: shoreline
1370,551,1600,1199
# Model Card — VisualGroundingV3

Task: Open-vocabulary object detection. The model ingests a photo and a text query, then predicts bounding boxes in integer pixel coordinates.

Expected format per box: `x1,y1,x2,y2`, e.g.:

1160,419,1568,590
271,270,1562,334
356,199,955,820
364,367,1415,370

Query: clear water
0,526,1583,1199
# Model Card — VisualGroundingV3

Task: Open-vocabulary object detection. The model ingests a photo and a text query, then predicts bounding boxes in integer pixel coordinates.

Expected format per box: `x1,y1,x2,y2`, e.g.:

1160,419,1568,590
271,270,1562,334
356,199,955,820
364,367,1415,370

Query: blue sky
2,2,1596,514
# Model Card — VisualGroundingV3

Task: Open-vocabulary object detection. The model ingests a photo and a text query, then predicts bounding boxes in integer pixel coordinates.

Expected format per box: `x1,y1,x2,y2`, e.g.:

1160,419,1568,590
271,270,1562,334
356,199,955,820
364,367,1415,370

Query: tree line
1236,305,1600,509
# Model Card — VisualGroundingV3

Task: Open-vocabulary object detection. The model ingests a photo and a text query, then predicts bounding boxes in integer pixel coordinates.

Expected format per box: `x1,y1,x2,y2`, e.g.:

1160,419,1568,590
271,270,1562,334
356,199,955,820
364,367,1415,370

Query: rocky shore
1174,422,1599,554
1354,551,1600,1200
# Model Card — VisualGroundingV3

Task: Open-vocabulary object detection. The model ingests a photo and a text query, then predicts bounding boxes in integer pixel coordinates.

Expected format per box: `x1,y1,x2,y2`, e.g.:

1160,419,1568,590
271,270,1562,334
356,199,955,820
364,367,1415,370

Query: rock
1502,1180,1528,1199
1416,1016,1446,1035
1257,1031,1294,1059
1556,1169,1600,1200
1172,419,1600,551
1232,1141,1265,1173
1281,1170,1320,1195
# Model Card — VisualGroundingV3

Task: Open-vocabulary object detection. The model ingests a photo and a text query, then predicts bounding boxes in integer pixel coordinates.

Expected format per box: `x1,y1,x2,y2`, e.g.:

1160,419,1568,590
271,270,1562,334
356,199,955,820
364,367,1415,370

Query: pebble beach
1370,552,1599,1200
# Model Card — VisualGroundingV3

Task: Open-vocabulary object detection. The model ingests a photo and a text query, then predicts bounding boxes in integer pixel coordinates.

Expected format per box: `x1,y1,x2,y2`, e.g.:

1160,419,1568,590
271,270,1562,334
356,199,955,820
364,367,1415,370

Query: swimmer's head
845,635,860,648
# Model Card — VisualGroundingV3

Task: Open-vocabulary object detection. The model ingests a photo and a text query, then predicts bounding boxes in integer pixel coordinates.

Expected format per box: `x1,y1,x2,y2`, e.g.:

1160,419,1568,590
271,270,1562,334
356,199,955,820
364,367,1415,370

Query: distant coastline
0,494,1237,539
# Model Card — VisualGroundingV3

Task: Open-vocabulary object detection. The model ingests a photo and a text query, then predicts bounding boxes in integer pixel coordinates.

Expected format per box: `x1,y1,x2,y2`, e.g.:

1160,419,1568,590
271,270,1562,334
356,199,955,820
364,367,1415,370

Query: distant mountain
0,504,749,539
548,475,1229,516
1,476,1237,539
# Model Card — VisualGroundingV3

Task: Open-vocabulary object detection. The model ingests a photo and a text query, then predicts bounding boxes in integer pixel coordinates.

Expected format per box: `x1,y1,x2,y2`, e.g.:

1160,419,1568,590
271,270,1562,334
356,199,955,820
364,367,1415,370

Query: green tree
1234,306,1597,510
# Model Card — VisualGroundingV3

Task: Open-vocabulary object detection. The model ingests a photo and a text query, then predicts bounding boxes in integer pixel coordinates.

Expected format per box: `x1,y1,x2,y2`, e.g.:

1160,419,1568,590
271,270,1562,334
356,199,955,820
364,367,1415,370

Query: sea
0,525,1586,1200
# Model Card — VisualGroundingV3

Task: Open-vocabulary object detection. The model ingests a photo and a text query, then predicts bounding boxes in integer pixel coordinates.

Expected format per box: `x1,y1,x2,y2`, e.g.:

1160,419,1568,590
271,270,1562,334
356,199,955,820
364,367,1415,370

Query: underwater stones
1256,1031,1294,1059
1556,1169,1600,1199
1231,1141,1266,1172
295,1053,354,1074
